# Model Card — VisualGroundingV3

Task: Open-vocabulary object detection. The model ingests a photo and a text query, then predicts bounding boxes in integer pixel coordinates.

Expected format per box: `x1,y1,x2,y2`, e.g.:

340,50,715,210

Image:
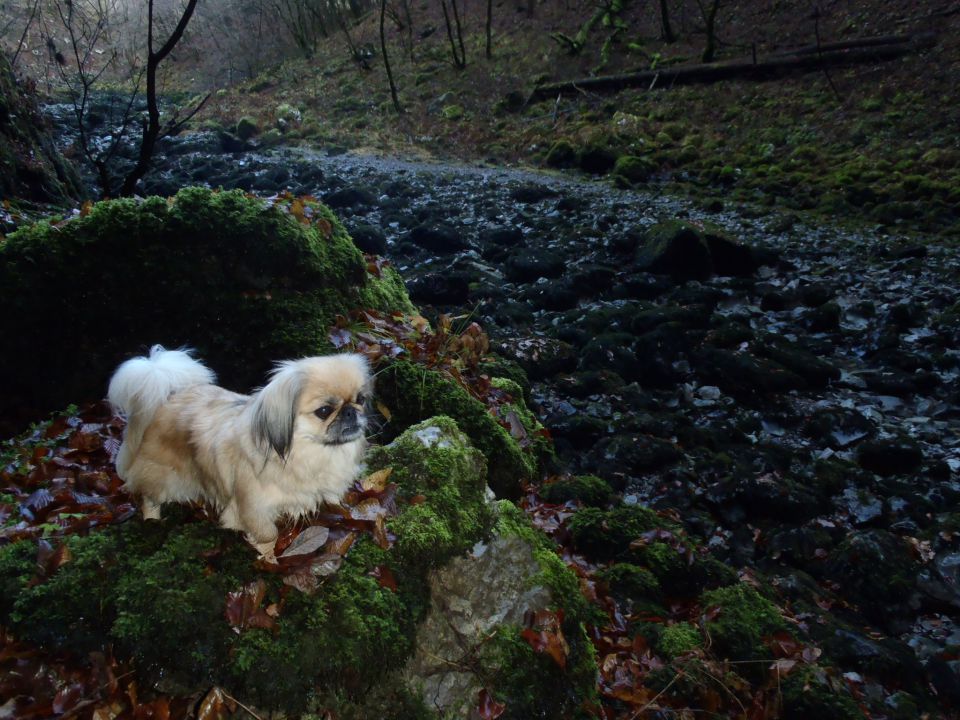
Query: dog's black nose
340,405,357,424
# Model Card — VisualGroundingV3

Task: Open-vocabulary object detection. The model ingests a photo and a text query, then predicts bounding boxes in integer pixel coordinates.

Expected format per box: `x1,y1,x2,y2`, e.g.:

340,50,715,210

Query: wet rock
347,223,388,255
593,434,682,478
858,439,924,476
479,226,523,247
803,408,875,448
504,249,565,282
610,271,673,300
406,271,471,305
324,185,377,209
695,348,807,397
219,131,251,153
841,488,883,524
635,221,712,282
497,336,578,381
805,301,842,332
825,530,919,626
408,222,470,253
917,552,960,609
703,230,763,277
820,628,925,690
579,333,638,378
510,183,558,203
754,334,841,388
525,280,580,311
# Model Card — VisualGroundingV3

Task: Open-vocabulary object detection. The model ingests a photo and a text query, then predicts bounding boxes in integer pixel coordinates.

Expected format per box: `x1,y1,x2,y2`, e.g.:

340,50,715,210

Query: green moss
367,416,494,575
375,361,540,497
441,104,465,121
612,154,656,184
568,505,676,560
235,115,259,139
700,583,789,662
0,417,496,714
541,475,613,507
0,187,412,421
596,562,661,604
658,622,702,658
781,665,861,720
480,501,599,718
545,139,577,169
357,264,417,315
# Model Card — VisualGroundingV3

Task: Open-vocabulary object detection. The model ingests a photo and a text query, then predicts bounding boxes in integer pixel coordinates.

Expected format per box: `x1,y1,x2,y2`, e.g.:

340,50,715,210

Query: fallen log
529,33,935,101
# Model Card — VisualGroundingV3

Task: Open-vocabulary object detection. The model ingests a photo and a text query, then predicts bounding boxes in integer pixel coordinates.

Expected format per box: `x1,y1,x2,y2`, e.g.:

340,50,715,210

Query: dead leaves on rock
1,402,135,544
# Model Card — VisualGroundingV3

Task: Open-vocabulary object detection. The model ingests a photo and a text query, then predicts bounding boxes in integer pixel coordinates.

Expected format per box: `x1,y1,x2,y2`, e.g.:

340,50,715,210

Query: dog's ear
251,362,304,460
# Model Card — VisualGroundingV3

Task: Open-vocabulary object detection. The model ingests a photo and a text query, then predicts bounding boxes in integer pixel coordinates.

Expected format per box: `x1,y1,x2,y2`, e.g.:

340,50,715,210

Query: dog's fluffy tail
108,345,215,475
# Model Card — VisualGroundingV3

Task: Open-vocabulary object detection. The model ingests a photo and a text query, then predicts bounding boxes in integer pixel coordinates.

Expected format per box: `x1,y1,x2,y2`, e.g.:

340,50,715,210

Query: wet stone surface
49,112,960,711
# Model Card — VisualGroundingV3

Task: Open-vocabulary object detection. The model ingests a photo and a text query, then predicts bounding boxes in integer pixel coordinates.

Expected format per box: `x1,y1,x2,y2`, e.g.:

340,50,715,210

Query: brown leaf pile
1,402,135,543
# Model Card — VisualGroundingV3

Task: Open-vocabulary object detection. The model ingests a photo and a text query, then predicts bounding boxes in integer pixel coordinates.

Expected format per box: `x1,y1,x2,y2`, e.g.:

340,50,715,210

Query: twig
221,688,267,720
630,667,686,719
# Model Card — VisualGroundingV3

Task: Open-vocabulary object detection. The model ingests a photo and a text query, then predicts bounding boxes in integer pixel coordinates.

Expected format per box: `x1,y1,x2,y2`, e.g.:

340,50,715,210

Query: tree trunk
658,0,675,43
381,0,402,112
700,0,720,63
530,33,932,99
119,0,200,196
440,0,465,68
486,0,493,59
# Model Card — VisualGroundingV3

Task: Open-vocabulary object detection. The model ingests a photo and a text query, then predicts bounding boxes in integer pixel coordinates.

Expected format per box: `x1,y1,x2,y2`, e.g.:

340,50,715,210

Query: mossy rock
374,360,545,498
596,562,662,607
658,622,703,658
0,187,414,427
568,505,677,561
612,155,656,184
0,417,495,714
545,139,577,169
0,51,84,203
700,583,789,663
781,665,862,720
403,500,599,717
541,474,613,507
235,115,259,139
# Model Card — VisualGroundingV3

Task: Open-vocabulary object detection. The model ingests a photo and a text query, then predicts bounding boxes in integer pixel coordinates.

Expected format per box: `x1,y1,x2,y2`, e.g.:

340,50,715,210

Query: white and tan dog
108,346,371,560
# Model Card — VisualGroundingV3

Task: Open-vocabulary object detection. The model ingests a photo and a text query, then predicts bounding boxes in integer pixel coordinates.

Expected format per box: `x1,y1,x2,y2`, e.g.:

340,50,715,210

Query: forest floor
201,0,960,240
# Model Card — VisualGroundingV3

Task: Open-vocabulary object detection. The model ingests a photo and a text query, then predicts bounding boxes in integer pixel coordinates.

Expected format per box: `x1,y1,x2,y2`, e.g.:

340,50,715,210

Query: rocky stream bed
17,107,960,716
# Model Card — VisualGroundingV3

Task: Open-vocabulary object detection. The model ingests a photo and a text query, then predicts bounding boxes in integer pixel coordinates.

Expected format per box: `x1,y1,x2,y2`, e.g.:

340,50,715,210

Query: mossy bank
0,186,412,429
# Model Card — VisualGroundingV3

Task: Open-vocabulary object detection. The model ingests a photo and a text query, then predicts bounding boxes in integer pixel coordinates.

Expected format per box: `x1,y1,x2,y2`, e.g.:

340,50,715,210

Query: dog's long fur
108,345,371,560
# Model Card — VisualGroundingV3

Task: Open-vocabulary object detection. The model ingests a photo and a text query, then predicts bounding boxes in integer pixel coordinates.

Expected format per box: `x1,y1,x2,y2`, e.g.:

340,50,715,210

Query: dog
107,346,371,561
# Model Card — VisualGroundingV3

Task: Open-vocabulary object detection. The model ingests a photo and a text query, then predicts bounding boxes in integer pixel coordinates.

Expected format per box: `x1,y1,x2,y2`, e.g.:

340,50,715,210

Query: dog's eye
314,406,334,420
356,393,366,405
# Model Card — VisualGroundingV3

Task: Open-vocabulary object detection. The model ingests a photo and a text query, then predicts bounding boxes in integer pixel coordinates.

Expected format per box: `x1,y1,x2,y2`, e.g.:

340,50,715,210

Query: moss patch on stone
700,582,789,663
375,360,542,497
658,622,703,658
484,500,600,718
541,474,614,507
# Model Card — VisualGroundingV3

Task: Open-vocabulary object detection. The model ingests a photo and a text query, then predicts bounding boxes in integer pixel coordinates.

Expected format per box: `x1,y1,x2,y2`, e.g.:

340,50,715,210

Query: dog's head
252,353,371,459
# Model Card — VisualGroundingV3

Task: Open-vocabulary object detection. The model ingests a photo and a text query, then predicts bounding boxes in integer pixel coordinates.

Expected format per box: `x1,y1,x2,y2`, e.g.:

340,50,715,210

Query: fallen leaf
369,564,398,591
475,688,506,720
280,526,330,558
362,467,392,492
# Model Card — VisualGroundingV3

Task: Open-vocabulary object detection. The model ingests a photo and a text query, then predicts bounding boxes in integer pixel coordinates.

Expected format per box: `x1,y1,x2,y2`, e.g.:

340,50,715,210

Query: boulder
635,221,767,281
0,52,84,203
0,187,413,429
375,362,551,498
0,417,595,717
403,501,597,718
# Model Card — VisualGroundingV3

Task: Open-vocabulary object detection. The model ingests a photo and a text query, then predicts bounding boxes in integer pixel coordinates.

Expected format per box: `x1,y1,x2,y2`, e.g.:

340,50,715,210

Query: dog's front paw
249,536,279,564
